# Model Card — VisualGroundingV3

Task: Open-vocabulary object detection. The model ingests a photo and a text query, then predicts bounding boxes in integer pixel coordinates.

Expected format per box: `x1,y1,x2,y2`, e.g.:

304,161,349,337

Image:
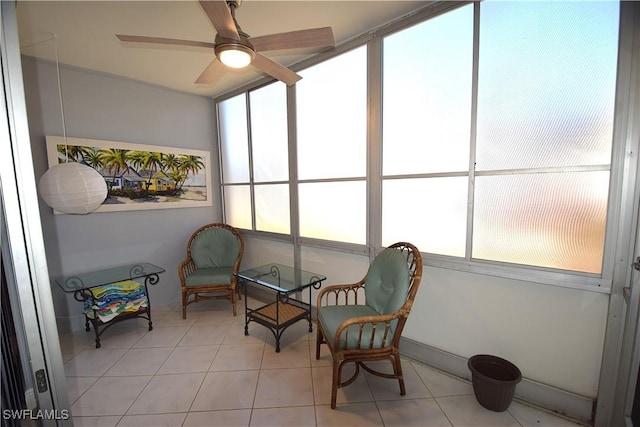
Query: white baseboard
400,337,594,425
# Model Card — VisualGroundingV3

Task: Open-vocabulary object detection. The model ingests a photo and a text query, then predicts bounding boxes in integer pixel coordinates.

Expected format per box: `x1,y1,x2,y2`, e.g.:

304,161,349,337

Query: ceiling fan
116,0,335,86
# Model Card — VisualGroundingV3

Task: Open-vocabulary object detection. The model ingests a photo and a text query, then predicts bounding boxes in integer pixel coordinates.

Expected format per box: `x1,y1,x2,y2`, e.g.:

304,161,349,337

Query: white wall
404,266,608,398
22,56,221,332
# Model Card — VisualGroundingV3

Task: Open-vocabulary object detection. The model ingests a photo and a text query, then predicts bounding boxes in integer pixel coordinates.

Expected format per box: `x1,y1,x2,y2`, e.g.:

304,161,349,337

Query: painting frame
45,135,213,214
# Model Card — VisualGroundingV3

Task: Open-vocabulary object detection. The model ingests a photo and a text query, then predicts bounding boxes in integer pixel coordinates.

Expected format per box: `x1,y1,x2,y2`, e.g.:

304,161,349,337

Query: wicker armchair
178,223,244,318
315,242,423,408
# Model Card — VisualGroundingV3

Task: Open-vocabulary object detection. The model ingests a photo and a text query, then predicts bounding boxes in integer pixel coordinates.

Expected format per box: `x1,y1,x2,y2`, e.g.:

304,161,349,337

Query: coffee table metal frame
236,264,326,352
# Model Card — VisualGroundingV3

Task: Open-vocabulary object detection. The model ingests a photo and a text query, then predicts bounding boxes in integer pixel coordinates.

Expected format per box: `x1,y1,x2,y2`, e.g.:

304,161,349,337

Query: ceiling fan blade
252,53,302,86
199,1,239,41
116,34,216,49
249,27,335,52
195,58,226,84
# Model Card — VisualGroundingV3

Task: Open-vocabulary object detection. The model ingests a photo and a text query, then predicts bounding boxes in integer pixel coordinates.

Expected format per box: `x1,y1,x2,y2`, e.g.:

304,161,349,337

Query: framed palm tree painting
44,135,213,213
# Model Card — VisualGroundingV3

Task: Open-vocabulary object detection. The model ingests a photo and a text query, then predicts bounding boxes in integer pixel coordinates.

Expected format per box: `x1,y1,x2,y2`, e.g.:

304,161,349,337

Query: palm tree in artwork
100,149,131,191
56,144,93,163
177,155,205,192
162,153,180,172
162,154,182,192
141,152,163,189
167,169,188,192
128,151,147,172
84,149,104,170
128,150,162,190
179,155,205,177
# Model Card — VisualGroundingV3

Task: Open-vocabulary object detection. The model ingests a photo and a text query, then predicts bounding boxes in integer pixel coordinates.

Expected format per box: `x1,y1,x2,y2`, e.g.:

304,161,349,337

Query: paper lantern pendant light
38,162,108,214
36,34,107,215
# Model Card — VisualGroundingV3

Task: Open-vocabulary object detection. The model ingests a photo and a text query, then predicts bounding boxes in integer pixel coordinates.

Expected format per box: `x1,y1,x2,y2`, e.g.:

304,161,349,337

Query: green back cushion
365,248,410,315
190,227,240,269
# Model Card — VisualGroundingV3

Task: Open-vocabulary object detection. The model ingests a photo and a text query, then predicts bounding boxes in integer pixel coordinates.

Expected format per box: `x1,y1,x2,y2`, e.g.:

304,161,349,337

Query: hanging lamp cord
53,33,69,162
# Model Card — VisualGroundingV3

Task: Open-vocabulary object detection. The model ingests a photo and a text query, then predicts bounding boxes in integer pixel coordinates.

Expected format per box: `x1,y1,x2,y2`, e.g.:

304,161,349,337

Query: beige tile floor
60,298,588,427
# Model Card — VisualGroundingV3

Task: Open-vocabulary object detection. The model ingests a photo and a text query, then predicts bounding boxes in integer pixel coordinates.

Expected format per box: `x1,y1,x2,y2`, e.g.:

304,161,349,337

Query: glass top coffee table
53,262,164,348
235,263,326,352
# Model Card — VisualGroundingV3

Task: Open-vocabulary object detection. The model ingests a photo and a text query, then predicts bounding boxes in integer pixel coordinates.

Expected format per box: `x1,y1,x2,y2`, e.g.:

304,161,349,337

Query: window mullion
466,1,480,262
368,37,383,259
245,93,256,231
287,84,301,269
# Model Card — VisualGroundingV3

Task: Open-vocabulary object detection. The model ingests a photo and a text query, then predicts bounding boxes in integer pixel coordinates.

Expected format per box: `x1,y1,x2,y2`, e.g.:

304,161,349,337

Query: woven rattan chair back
178,223,244,318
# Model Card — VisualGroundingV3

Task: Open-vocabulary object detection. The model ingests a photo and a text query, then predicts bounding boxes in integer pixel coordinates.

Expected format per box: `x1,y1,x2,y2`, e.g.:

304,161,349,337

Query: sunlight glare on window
250,82,289,182
383,5,473,175
224,185,252,230
219,95,249,183
299,181,366,245
383,178,468,256
255,184,290,234
297,47,367,180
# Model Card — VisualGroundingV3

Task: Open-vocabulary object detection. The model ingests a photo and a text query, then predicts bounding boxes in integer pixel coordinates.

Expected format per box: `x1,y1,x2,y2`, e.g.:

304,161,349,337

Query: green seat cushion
319,305,396,349
191,228,240,269
365,248,410,315
184,267,234,286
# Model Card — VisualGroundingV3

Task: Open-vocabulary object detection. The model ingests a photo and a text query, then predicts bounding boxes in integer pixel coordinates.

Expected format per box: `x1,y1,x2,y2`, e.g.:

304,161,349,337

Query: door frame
603,3,640,425
596,2,640,426
614,147,640,427
620,217,640,425
1,1,71,423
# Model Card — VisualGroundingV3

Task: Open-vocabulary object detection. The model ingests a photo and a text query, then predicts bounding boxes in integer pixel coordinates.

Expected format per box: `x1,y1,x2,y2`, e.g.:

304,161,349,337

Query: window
217,1,622,279
250,83,290,234
218,82,290,234
472,1,618,273
382,5,473,257
219,93,251,229
296,47,368,244
382,1,618,273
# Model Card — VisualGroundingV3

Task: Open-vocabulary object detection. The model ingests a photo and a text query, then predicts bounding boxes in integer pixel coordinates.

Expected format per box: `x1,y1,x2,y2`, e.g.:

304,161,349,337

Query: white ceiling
17,1,427,98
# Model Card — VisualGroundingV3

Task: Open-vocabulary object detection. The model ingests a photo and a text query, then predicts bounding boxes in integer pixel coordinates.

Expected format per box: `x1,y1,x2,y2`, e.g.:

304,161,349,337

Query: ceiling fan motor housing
214,33,255,68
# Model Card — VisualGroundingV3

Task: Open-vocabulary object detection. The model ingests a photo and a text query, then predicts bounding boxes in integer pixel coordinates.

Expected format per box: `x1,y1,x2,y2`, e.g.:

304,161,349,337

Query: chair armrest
317,279,366,308
334,310,404,350
178,258,196,285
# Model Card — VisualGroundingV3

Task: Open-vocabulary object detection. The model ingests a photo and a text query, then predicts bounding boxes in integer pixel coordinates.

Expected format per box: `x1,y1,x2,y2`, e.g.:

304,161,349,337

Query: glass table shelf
54,262,165,293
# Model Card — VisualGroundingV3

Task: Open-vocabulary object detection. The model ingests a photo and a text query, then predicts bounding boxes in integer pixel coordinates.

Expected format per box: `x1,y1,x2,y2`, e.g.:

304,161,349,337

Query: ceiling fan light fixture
216,42,255,68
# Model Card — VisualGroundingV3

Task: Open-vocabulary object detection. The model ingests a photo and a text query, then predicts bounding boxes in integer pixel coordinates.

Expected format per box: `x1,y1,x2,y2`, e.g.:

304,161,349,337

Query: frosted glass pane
297,48,367,180
472,172,609,273
219,95,249,183
382,178,467,257
299,181,366,244
255,184,290,234
476,1,619,170
250,82,289,182
383,5,473,175
224,185,252,230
